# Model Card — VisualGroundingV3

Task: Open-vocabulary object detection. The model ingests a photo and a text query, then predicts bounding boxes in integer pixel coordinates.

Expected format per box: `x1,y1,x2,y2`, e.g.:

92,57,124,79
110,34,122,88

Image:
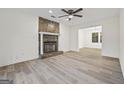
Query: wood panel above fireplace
39,17,59,33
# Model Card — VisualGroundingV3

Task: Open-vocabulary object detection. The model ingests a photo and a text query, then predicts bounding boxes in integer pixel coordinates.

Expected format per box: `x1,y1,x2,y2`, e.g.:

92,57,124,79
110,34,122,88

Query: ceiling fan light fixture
68,15,73,18
66,18,69,21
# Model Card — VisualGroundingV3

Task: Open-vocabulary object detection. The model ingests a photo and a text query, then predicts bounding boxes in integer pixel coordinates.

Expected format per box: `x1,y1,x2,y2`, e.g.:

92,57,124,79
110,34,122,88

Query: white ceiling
17,8,119,26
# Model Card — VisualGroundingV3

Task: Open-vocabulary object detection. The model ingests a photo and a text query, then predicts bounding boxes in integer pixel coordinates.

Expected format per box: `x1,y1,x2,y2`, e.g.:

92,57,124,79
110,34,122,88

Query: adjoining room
78,26,102,56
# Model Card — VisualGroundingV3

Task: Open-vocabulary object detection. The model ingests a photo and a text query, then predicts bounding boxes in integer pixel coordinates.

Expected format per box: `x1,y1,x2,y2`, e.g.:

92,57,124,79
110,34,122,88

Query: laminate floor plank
0,48,124,84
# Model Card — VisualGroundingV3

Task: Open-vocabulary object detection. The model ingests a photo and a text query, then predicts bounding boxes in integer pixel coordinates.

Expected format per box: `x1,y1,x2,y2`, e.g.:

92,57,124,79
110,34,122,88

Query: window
92,32,98,43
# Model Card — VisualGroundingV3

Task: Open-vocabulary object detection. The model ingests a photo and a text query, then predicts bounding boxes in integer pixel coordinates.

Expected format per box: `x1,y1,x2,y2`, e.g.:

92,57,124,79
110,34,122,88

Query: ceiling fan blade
51,15,56,18
73,8,83,14
61,9,70,14
74,15,83,17
58,15,68,18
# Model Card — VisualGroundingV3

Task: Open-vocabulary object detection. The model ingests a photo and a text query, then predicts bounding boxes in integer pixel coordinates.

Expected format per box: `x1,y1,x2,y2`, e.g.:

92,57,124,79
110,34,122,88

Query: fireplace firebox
43,35,58,53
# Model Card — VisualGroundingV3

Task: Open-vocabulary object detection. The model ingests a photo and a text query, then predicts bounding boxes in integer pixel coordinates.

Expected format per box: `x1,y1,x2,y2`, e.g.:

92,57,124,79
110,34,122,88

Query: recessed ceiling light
49,10,53,14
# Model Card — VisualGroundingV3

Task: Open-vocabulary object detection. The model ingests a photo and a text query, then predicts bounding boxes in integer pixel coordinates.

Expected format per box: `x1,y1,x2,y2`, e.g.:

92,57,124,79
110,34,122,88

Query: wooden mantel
39,17,59,33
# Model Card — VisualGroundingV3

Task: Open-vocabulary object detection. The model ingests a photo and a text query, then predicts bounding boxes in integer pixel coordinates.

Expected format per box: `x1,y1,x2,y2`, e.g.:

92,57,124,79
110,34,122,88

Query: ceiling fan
58,8,83,21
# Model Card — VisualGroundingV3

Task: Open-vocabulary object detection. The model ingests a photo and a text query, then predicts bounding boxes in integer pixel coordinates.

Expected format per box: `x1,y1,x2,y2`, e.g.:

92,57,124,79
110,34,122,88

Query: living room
0,8,124,84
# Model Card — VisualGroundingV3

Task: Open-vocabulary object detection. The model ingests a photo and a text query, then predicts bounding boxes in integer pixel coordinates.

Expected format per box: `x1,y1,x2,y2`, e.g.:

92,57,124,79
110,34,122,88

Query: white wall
70,16,120,58
0,9,39,67
70,26,79,51
101,16,119,58
59,23,70,52
120,9,124,77
78,29,84,48
79,26,102,49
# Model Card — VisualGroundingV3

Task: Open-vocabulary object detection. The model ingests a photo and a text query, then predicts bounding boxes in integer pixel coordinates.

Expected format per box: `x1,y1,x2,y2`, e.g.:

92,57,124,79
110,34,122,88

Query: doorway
78,26,102,49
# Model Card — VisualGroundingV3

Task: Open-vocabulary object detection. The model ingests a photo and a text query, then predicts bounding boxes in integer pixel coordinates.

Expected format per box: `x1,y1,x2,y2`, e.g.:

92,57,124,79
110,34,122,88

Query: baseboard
0,57,39,69
102,56,119,62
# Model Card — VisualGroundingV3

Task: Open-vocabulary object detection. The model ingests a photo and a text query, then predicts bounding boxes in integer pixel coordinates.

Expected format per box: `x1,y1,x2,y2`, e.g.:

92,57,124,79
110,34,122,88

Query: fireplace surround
38,33,63,58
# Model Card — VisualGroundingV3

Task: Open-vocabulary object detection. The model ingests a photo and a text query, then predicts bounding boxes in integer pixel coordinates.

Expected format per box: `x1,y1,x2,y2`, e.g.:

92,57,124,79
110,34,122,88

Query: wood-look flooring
0,48,124,84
